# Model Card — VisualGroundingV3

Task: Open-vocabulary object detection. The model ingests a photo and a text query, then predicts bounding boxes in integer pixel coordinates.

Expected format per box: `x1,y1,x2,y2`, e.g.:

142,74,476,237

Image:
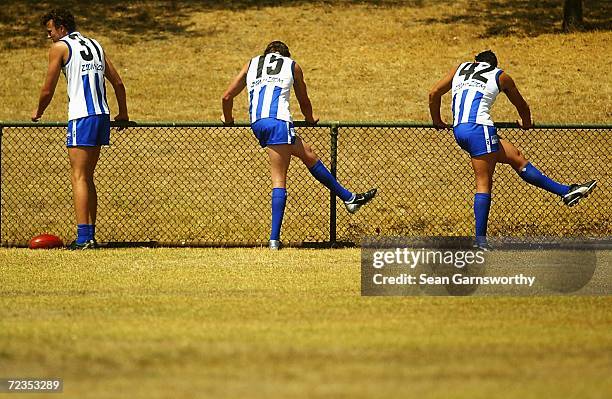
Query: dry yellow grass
0,1,610,245
0,1,610,123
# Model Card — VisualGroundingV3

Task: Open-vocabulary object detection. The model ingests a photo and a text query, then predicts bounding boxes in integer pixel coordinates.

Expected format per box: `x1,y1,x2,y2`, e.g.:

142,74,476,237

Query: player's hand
114,113,129,131
31,109,43,122
114,112,129,121
517,119,532,130
305,117,319,125
221,115,234,126
432,120,450,130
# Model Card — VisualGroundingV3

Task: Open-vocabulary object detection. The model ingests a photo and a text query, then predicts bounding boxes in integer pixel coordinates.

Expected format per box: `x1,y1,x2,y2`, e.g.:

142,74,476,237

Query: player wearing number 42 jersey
33,9,129,250
222,41,376,249
429,50,596,248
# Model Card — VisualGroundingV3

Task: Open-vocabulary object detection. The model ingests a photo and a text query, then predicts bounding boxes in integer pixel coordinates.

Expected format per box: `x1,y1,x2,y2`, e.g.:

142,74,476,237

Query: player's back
246,53,294,123
61,32,109,121
451,62,503,127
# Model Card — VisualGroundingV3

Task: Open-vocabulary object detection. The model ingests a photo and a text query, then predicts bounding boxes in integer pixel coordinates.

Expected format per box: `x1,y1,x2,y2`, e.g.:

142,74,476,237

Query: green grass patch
1,248,610,398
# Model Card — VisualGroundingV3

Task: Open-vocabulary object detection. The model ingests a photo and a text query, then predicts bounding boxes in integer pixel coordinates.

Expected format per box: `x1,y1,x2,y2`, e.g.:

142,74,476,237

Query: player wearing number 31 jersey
33,9,129,249
222,41,376,249
429,50,596,248
60,32,110,122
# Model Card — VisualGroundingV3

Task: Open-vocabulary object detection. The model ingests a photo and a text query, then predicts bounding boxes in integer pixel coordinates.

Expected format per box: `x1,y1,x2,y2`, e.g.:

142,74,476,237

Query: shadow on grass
1,0,201,49
1,0,609,49
420,0,611,37
0,0,437,49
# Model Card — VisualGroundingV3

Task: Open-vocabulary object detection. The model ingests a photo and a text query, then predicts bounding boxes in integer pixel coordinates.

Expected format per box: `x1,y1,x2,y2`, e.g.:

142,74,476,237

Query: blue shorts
66,114,111,147
453,123,499,157
251,118,296,148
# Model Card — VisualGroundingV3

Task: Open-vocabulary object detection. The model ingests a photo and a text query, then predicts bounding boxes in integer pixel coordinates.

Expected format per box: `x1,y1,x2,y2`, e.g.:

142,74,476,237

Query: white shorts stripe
71,120,77,146
483,125,491,153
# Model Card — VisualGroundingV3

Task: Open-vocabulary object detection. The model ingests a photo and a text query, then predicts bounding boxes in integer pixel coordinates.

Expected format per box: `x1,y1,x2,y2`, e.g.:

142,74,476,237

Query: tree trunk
563,0,583,32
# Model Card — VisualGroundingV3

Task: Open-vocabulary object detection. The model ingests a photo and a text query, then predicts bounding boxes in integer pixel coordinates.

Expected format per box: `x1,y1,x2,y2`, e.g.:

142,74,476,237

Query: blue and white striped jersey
451,62,503,127
246,53,294,124
60,32,109,121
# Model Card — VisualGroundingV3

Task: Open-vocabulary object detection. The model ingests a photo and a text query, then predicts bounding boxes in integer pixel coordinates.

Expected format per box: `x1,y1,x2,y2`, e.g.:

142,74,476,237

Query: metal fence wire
0,122,609,247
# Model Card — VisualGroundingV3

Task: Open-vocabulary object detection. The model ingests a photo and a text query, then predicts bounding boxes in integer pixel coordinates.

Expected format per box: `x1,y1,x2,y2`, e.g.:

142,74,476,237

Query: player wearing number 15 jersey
246,51,294,126
33,9,129,249
222,41,376,249
429,50,596,248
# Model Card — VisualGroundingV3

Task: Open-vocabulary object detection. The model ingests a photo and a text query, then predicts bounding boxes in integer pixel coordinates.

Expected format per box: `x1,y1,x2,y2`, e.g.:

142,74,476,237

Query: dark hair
475,50,498,68
264,41,290,57
41,9,76,33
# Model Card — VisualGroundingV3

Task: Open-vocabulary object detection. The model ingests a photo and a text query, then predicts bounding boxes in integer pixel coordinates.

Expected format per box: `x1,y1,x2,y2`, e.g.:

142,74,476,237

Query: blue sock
76,224,90,244
90,224,96,241
474,193,491,239
270,188,287,241
308,160,353,202
518,163,570,196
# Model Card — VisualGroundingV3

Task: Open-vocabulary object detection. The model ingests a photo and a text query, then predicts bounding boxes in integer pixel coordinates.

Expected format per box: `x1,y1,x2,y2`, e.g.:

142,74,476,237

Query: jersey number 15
256,55,284,79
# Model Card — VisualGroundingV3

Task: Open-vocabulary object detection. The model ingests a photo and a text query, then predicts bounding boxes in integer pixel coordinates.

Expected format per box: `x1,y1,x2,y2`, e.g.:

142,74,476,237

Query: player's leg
454,123,499,246
497,138,596,206
90,114,110,240
266,144,292,249
65,114,109,249
86,148,101,224
497,138,572,196
68,146,100,247
470,153,496,244
291,137,352,200
291,137,377,213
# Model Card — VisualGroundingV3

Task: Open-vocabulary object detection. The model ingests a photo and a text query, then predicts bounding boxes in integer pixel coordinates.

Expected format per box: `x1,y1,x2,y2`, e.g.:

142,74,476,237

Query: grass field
1,248,611,398
0,0,610,123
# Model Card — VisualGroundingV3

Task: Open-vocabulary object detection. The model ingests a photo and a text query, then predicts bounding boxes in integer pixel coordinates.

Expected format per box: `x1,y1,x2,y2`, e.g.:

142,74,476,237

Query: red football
29,234,64,249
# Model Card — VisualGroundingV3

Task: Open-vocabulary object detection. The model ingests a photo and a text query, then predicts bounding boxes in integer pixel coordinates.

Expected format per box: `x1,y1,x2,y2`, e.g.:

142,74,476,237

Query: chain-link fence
1,122,609,247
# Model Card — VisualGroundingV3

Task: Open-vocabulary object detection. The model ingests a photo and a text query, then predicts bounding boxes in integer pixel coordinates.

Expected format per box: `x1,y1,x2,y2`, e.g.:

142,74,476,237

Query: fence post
329,123,338,246
0,125,3,246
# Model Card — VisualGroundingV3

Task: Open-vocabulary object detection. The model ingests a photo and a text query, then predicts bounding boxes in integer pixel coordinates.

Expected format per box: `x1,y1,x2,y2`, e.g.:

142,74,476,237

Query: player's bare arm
221,62,249,125
32,42,67,121
292,62,318,124
104,55,129,122
499,72,532,129
428,65,458,129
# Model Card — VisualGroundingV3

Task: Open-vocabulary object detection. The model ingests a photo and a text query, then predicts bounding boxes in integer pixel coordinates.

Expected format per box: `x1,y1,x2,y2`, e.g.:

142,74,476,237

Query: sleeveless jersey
451,62,503,127
246,53,295,123
60,32,109,121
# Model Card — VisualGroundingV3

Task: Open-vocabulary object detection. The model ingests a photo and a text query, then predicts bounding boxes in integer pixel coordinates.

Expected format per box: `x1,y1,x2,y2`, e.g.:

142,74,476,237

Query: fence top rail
0,121,610,129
